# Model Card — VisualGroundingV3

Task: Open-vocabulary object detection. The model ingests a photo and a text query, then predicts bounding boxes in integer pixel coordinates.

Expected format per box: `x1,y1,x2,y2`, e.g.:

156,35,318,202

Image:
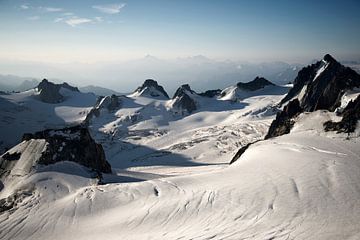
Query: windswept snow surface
88,89,286,176
2,86,360,239
1,111,360,239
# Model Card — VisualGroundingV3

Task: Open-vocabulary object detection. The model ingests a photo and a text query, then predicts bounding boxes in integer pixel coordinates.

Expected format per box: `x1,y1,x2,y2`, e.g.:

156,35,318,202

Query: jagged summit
280,54,360,111
132,79,169,99
266,54,360,139
323,53,336,63
170,84,198,114
173,84,196,98
236,76,275,91
36,79,79,103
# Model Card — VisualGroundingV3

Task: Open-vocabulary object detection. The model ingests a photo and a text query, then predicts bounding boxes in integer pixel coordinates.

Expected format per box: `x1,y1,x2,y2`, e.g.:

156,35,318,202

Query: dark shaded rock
266,54,360,139
0,188,33,213
265,99,302,139
236,77,275,91
22,126,111,173
199,89,222,98
83,95,122,125
134,79,169,98
2,152,21,161
107,95,121,111
172,84,197,114
173,84,196,98
324,95,360,133
280,54,360,112
230,140,259,164
37,79,63,103
37,79,79,103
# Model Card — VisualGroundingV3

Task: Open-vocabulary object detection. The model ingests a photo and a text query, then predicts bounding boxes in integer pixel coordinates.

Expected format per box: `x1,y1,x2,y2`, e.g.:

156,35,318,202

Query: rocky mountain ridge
37,79,80,103
266,54,360,139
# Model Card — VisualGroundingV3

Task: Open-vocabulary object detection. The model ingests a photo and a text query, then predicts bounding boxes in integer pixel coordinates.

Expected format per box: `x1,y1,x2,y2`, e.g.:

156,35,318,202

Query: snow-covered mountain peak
280,54,360,111
236,76,275,91
219,77,283,101
170,84,199,114
131,79,169,99
267,54,360,139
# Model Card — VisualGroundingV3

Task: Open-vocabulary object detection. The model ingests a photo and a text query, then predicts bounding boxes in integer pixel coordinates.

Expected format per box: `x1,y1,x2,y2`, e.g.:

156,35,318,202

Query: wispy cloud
55,15,107,27
28,16,40,20
64,17,93,27
20,4,29,10
54,17,64,23
62,12,74,16
39,7,64,12
94,16,104,22
92,3,126,14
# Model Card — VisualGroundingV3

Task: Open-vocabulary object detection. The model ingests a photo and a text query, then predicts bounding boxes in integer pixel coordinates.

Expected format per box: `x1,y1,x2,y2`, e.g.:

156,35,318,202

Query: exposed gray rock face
265,99,302,139
84,94,122,125
99,94,121,112
37,79,63,103
199,89,222,98
280,54,360,111
21,126,111,173
172,84,198,114
236,76,275,91
324,95,360,133
266,54,360,139
133,79,169,99
36,79,79,103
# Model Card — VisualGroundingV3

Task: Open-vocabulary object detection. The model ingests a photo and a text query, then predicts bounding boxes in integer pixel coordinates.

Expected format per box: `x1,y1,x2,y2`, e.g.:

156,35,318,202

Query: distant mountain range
1,56,359,96
0,74,123,96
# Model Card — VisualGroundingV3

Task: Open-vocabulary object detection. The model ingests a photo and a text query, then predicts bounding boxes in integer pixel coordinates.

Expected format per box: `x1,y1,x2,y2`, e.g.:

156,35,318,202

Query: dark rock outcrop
236,77,275,91
37,79,79,103
37,79,64,103
99,94,121,112
133,79,169,99
266,54,360,139
280,54,360,111
230,140,260,164
171,84,198,114
324,95,360,133
199,89,222,98
22,126,111,173
265,99,302,139
84,95,122,125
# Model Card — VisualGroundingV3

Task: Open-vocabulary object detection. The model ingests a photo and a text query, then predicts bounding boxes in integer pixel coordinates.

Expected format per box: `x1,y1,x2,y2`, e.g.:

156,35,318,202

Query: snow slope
1,111,360,240
87,87,286,176
1,80,360,239
0,88,96,153
219,84,288,101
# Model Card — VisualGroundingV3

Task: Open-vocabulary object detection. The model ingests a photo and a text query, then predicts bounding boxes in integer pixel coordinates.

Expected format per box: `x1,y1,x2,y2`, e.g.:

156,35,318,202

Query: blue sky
1,0,360,63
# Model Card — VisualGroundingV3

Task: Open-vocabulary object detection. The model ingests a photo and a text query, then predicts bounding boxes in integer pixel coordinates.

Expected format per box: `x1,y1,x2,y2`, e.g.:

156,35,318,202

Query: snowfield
1,83,360,240
1,112,360,240
0,88,96,153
